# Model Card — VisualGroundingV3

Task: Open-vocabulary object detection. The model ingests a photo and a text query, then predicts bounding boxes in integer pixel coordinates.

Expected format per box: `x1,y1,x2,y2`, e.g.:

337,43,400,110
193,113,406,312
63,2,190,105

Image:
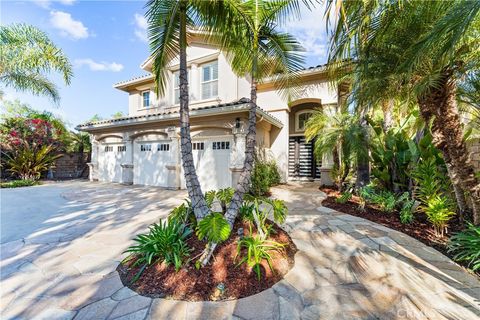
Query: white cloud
134,13,148,43
285,5,330,64
74,59,124,72
33,0,75,9
50,10,89,40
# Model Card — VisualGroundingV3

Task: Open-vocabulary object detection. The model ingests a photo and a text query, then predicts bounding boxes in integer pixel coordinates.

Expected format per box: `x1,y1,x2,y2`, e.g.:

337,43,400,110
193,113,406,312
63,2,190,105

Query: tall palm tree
0,24,72,102
202,0,306,228
326,0,480,224
146,0,211,220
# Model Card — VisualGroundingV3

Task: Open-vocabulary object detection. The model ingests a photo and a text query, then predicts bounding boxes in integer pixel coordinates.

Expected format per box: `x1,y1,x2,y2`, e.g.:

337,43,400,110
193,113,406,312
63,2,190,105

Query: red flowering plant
1,117,64,180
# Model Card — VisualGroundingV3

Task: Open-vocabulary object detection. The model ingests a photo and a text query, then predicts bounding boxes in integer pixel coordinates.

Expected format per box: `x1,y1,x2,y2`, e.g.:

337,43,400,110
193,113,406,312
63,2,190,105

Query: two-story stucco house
76,35,340,191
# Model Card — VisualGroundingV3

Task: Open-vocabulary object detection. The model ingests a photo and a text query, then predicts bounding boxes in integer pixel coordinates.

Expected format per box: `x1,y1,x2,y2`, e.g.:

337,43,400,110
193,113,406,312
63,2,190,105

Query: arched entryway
288,100,322,181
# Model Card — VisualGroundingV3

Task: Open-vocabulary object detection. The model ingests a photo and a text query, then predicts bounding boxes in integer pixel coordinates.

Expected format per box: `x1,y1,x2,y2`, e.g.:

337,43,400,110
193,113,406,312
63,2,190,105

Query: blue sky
2,1,328,129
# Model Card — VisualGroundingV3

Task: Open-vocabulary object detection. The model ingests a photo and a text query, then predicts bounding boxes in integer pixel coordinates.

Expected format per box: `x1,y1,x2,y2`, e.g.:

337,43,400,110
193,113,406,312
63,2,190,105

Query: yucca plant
423,196,456,237
124,220,192,281
448,223,480,271
5,143,61,180
236,233,285,281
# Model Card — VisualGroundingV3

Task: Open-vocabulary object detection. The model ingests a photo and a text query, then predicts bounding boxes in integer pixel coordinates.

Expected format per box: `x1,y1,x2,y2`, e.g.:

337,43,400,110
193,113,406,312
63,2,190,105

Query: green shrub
236,234,285,280
336,191,352,204
370,190,398,213
243,194,288,235
399,198,416,224
423,195,456,237
448,223,480,271
250,159,281,196
168,201,195,227
0,179,38,188
205,188,235,213
196,212,231,243
124,220,192,279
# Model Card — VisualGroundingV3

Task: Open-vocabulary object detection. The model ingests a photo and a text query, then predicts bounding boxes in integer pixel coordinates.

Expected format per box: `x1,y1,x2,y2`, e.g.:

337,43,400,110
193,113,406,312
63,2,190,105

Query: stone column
230,120,246,186
88,135,99,181
120,136,134,185
167,126,181,189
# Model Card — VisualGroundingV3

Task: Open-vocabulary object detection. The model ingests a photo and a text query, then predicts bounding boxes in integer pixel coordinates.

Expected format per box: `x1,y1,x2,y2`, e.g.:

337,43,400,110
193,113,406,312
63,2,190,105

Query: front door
288,136,321,180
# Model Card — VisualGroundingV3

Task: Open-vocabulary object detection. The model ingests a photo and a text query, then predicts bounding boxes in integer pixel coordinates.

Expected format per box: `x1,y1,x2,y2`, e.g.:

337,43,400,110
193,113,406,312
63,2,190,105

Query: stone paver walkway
1,181,479,319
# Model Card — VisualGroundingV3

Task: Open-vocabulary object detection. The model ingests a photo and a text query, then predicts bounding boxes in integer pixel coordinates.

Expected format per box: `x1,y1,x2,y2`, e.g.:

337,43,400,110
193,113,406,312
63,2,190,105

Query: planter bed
320,187,478,276
117,220,297,301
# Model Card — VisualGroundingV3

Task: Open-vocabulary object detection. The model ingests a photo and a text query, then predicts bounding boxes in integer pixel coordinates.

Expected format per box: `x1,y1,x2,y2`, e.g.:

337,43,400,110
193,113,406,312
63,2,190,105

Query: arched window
295,110,313,132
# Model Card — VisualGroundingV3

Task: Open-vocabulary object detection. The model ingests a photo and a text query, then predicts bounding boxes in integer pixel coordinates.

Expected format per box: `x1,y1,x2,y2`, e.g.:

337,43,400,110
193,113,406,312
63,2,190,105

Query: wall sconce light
235,117,241,128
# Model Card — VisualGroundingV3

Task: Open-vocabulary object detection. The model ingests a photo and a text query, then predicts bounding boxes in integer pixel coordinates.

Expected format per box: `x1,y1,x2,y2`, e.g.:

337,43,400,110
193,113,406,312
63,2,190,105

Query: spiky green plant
448,223,480,271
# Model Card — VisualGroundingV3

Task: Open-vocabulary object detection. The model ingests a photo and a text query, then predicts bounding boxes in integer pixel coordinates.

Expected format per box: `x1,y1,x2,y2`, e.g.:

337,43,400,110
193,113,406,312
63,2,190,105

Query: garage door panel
98,144,125,183
183,138,232,191
134,141,172,187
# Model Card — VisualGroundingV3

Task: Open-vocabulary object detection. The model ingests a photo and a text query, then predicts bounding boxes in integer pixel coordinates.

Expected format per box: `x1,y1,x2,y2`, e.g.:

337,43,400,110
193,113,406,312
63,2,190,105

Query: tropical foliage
448,223,480,271
0,24,72,102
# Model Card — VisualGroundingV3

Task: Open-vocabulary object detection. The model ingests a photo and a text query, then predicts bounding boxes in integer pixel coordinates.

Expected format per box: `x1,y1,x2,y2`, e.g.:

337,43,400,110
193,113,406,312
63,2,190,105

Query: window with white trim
142,91,150,108
173,69,190,105
117,145,126,152
157,144,170,151
104,146,113,152
140,144,152,152
213,141,230,150
201,61,218,100
192,142,204,150
295,110,313,131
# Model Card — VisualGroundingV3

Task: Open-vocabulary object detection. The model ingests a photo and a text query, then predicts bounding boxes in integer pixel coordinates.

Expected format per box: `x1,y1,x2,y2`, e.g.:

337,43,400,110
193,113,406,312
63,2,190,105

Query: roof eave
76,104,283,132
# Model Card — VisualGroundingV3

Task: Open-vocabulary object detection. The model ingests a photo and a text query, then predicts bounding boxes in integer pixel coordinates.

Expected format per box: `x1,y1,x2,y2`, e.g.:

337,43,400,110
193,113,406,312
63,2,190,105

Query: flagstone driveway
1,181,479,319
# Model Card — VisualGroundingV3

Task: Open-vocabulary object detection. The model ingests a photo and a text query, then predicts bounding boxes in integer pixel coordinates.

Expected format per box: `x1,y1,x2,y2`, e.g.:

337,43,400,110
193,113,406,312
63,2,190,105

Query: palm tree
305,110,365,191
202,0,306,228
326,0,480,224
0,24,72,102
146,0,212,220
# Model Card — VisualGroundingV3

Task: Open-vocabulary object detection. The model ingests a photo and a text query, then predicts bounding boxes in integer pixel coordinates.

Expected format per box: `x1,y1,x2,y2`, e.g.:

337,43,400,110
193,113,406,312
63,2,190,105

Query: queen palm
203,0,306,228
0,24,72,102
326,0,480,224
146,0,212,221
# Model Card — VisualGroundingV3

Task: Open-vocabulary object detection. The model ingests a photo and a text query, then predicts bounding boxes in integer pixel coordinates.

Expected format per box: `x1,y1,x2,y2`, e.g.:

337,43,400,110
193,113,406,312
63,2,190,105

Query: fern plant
448,223,480,271
423,196,456,237
124,220,192,280
196,212,231,243
236,234,285,280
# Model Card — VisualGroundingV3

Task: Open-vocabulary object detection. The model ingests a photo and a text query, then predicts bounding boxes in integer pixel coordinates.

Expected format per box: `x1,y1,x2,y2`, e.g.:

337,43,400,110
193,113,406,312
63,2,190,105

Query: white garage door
134,140,173,187
185,138,232,191
98,144,126,183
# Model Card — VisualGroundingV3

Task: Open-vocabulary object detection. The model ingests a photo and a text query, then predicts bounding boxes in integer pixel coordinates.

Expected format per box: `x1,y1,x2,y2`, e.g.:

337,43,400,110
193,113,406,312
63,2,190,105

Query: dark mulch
321,187,479,275
117,220,297,301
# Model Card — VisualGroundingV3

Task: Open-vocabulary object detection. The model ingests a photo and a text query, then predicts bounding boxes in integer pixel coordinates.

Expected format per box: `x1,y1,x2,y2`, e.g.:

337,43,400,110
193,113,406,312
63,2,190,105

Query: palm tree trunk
356,109,370,189
199,79,257,267
225,77,257,227
418,69,480,225
178,3,209,221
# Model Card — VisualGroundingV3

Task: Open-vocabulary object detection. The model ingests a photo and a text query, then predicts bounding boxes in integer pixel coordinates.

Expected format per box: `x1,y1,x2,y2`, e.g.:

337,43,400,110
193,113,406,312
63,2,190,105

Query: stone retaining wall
52,152,90,179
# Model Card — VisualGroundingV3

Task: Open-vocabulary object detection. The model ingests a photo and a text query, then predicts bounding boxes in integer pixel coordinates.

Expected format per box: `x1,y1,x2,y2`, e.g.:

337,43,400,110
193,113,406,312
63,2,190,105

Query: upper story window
201,61,218,100
142,91,150,108
295,110,313,132
173,69,190,105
